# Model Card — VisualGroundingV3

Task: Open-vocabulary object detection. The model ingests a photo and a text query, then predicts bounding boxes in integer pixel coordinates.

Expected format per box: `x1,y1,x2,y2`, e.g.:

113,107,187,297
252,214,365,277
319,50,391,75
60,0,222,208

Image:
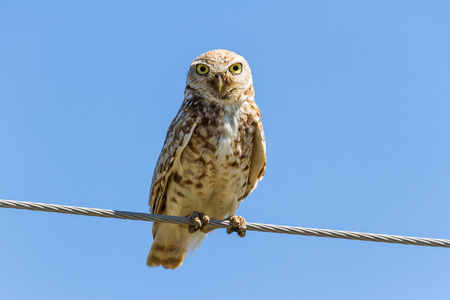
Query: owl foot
226,215,247,237
188,211,210,233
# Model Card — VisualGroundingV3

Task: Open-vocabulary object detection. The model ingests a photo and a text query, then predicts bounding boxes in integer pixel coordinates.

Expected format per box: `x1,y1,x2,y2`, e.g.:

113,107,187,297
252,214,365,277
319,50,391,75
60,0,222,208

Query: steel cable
1,199,449,248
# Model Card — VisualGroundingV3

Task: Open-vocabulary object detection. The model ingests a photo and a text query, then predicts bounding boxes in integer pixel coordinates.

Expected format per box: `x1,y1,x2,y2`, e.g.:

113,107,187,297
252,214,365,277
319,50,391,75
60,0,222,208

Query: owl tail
147,222,205,269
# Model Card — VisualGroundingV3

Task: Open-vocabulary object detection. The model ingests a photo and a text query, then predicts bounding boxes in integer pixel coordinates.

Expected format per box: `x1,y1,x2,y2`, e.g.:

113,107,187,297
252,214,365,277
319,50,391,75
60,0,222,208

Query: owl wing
243,118,266,199
149,108,197,215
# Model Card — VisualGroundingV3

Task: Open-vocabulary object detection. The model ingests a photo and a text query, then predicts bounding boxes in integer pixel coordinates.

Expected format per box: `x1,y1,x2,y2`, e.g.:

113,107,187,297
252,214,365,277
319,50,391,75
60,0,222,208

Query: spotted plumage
147,49,266,269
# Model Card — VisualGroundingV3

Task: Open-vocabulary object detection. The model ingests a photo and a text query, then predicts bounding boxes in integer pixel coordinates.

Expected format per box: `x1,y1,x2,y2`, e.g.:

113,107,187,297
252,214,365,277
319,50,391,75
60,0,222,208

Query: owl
147,49,266,269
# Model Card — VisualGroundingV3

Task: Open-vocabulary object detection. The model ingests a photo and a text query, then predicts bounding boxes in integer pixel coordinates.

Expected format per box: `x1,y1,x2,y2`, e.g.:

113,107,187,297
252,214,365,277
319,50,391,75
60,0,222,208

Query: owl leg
226,215,247,237
188,211,210,233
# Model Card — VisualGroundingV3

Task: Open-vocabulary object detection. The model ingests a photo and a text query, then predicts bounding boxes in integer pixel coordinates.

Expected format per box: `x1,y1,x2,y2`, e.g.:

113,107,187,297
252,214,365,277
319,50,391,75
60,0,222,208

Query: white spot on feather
217,107,240,159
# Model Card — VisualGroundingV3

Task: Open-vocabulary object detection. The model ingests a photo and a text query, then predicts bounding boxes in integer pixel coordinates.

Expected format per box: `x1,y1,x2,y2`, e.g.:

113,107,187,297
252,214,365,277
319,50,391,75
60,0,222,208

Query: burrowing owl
147,49,266,269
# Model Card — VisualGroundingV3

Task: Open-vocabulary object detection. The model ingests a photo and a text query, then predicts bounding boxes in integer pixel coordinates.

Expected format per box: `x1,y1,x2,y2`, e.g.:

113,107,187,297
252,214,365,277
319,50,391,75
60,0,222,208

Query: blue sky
1,1,450,299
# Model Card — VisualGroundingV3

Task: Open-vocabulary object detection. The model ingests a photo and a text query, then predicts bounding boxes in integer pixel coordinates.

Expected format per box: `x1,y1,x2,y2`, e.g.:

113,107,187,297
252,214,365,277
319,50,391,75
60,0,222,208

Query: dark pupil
200,66,206,72
233,65,239,71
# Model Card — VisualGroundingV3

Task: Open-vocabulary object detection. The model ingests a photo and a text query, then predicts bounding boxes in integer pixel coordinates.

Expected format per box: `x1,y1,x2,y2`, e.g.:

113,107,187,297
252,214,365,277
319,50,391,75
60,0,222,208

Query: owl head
186,49,253,102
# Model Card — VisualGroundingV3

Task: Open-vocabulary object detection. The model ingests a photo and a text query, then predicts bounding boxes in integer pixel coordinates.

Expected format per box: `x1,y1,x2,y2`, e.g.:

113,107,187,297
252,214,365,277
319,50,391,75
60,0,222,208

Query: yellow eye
229,63,242,74
196,64,209,75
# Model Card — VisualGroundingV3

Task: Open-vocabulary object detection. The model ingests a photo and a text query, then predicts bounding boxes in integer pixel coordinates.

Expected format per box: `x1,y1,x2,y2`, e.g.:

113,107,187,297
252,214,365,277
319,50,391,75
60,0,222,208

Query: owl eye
229,63,242,74
196,64,209,75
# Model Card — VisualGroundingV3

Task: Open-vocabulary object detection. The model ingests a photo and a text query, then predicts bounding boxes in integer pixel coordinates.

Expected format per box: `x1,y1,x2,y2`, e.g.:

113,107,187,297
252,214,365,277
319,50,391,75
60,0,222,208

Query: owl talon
226,215,247,237
188,211,210,233
201,214,210,227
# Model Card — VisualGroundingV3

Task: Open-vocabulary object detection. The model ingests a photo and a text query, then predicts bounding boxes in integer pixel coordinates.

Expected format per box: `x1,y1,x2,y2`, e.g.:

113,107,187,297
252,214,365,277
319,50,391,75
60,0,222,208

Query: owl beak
215,74,224,92
217,78,223,92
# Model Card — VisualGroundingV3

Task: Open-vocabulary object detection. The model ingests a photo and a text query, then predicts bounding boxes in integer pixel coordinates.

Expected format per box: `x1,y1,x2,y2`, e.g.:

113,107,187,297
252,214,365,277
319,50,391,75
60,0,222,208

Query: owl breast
164,102,255,219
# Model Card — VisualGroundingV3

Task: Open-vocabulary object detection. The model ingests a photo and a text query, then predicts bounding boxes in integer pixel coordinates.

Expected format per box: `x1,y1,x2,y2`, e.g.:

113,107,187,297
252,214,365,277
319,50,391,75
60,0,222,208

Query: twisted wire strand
1,199,449,248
